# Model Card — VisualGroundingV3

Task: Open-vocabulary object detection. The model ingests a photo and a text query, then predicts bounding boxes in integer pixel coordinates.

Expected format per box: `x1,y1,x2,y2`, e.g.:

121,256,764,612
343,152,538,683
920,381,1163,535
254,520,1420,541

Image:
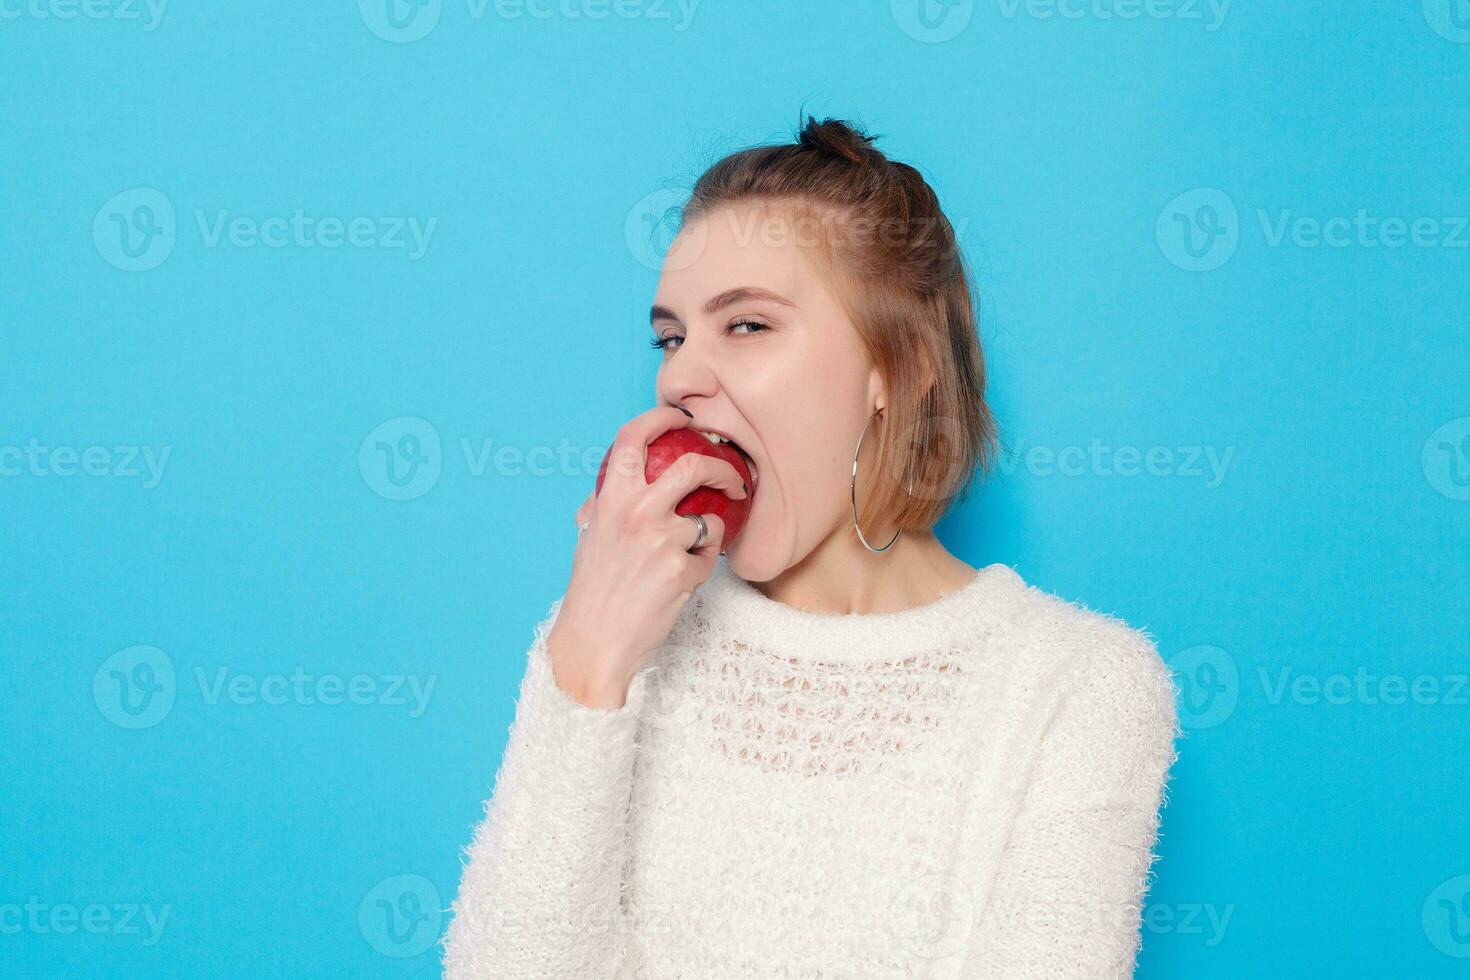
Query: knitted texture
443,556,1182,979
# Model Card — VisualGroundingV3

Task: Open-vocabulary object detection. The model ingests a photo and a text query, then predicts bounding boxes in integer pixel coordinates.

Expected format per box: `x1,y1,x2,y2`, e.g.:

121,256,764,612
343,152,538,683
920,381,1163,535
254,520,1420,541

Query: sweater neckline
696,554,1023,664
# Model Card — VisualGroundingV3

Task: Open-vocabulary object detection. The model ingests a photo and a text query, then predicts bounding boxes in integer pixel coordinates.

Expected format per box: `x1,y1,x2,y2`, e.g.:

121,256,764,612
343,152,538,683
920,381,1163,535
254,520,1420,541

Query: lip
690,424,759,488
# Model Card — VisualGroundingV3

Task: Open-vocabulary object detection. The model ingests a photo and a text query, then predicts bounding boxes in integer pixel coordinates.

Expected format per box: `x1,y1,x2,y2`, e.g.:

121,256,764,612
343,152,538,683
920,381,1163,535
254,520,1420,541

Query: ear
867,365,887,415
869,349,937,414
915,344,937,400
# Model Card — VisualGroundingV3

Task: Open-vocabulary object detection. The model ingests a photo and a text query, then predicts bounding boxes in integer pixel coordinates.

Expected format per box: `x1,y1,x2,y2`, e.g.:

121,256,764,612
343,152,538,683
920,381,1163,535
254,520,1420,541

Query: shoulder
996,569,1179,735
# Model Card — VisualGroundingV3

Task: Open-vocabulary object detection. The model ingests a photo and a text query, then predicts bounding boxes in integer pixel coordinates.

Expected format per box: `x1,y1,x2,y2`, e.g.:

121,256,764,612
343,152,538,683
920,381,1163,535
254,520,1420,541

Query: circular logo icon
359,0,442,43
891,0,974,43
93,645,176,729
1423,0,1470,43
359,416,442,501
1166,644,1238,730
93,188,176,273
359,874,443,957
1422,874,1470,957
1422,417,1470,501
624,188,704,273
887,872,975,958
1156,188,1239,272
629,644,701,732
889,413,967,502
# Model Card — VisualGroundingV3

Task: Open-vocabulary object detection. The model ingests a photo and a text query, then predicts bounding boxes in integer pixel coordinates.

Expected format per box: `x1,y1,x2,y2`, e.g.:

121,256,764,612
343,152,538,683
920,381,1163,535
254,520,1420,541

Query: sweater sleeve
960,628,1182,979
441,597,643,980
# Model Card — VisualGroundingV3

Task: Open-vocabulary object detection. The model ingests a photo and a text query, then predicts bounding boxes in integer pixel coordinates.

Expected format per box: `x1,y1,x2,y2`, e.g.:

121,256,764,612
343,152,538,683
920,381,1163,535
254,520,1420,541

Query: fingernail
676,406,693,418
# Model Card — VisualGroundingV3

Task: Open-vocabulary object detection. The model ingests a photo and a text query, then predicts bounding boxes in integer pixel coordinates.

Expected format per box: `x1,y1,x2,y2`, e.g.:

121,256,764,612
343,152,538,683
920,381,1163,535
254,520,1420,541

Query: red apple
595,427,755,549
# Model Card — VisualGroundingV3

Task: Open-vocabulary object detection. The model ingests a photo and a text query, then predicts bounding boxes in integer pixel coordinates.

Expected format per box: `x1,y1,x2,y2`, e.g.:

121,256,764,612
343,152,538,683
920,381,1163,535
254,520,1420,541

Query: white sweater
442,555,1181,979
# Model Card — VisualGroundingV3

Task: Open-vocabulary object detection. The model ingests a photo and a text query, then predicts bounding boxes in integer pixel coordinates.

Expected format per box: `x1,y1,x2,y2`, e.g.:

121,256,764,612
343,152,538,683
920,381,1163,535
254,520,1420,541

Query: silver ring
682,513,708,552
576,521,590,540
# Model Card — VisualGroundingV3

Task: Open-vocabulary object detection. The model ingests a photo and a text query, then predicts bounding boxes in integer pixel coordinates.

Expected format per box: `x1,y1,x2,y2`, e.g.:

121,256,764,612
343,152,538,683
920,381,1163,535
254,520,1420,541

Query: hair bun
797,116,884,167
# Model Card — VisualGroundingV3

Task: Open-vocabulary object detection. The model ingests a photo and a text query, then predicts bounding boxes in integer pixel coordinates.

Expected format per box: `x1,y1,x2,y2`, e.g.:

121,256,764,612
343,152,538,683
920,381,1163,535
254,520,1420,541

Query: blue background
4,1,1468,976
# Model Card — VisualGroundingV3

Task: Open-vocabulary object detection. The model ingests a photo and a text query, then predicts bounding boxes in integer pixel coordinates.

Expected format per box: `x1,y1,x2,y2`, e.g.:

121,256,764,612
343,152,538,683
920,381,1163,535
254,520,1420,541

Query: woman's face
651,200,884,581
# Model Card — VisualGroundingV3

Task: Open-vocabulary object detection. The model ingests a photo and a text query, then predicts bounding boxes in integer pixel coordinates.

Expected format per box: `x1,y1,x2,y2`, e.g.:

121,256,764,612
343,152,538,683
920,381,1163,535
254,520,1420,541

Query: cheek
767,418,853,519
772,355,866,469
740,328,870,527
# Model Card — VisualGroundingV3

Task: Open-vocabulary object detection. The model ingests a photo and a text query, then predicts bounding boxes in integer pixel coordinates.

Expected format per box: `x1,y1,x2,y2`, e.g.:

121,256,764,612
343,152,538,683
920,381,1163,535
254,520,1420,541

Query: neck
750,527,978,616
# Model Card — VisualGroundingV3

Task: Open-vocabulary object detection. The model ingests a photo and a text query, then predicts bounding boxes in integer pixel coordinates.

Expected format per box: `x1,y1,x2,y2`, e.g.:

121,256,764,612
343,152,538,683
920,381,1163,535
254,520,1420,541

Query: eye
648,320,769,352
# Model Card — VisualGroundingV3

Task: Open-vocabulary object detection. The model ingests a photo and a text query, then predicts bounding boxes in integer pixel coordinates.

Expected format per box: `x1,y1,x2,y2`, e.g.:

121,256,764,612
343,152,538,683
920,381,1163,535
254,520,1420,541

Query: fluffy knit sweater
442,555,1182,979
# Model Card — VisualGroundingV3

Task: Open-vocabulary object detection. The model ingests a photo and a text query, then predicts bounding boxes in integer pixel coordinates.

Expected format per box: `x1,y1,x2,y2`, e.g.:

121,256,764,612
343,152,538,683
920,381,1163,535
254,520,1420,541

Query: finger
689,512,726,561
600,405,695,497
645,452,748,514
574,488,596,526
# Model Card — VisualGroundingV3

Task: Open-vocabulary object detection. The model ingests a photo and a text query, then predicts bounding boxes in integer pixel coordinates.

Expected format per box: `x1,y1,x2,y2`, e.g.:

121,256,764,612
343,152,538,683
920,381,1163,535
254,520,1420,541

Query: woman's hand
546,405,749,709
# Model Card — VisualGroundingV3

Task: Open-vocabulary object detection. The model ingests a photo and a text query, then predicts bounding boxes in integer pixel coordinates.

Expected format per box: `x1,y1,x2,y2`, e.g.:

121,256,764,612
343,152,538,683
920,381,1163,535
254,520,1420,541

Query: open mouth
693,428,759,487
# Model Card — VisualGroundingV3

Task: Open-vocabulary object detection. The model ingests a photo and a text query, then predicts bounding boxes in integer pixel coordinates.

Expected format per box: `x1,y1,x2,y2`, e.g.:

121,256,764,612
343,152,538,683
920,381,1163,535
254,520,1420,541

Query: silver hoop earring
851,408,912,554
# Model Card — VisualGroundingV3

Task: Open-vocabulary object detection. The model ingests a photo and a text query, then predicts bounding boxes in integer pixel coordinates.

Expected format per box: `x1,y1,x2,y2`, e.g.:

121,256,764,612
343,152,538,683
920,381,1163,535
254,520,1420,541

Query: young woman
442,115,1181,979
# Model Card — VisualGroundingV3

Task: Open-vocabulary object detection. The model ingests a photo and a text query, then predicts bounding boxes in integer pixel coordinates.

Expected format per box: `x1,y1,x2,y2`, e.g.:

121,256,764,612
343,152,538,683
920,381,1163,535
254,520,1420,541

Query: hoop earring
851,407,913,554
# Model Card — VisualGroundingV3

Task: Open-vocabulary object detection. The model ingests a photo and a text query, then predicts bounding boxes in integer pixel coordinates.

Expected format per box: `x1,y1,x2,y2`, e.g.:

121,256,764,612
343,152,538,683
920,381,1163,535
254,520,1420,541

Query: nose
654,335,720,416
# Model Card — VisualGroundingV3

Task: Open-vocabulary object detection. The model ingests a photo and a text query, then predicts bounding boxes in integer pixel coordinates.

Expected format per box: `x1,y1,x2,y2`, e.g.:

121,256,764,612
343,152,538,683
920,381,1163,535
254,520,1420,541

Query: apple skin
594,428,755,549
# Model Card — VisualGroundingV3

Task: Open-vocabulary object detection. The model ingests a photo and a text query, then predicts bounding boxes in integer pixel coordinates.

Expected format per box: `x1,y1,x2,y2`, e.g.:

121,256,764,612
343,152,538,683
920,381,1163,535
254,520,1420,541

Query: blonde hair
679,113,1001,535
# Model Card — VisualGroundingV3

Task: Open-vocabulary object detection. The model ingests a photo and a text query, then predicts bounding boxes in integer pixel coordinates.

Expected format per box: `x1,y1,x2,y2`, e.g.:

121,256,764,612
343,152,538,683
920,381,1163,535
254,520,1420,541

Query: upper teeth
701,431,729,445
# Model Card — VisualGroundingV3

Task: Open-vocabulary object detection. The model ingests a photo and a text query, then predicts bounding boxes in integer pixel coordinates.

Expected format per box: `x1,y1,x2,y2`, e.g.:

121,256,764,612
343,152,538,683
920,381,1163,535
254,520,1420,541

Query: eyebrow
649,286,795,326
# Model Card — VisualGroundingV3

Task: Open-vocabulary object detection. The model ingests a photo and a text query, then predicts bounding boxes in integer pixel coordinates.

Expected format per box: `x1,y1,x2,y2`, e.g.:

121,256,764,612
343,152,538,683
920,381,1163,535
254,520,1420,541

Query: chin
725,556,772,586
719,488,795,584
722,529,786,585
